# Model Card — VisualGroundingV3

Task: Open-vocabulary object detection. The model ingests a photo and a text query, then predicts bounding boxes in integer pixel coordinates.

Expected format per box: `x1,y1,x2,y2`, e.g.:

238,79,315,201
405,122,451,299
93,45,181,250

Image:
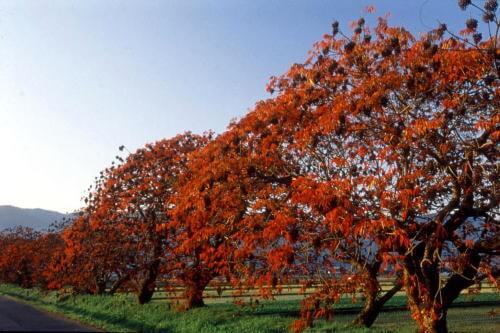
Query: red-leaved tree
239,2,499,331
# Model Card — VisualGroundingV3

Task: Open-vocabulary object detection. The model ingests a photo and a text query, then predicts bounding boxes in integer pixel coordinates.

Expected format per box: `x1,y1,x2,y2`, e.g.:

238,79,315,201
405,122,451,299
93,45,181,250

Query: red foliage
0,2,497,333
51,133,210,301
0,227,64,289
236,2,499,331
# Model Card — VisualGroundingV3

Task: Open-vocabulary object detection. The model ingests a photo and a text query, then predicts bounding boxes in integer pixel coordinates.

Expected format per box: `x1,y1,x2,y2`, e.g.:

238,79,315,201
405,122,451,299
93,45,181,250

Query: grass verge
0,284,498,333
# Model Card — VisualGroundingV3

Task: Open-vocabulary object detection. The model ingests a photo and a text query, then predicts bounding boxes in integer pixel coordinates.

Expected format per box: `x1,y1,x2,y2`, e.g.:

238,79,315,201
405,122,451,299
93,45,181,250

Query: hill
0,205,69,231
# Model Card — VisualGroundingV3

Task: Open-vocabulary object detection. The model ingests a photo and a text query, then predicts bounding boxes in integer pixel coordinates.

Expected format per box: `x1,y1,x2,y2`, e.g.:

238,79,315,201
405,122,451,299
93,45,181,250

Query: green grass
0,284,498,333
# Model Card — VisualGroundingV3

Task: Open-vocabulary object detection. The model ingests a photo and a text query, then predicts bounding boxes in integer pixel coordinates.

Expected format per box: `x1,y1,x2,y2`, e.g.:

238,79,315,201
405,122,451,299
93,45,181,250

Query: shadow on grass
2,291,174,333
250,300,500,318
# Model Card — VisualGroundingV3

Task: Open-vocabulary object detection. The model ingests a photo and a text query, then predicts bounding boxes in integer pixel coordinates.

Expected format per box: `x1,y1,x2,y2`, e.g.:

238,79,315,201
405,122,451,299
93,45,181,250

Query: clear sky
0,0,478,213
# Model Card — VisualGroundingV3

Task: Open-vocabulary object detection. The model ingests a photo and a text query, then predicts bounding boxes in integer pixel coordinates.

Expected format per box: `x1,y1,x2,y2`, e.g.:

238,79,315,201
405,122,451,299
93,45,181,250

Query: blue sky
0,0,480,212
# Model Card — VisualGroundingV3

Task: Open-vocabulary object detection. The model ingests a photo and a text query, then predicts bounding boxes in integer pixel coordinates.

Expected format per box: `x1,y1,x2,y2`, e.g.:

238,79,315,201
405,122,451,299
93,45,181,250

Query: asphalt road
0,296,99,332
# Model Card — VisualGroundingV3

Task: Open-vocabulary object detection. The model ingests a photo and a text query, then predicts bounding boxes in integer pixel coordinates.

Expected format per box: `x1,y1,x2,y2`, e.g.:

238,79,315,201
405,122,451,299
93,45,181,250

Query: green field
0,284,498,333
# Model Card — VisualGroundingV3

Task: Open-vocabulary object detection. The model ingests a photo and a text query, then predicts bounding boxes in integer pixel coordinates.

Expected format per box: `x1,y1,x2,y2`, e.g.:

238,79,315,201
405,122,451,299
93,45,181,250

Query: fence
150,278,498,303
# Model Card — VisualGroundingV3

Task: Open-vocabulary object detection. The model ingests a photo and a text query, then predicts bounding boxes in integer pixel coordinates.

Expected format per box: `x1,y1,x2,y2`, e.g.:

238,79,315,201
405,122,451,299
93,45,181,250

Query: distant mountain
0,205,70,231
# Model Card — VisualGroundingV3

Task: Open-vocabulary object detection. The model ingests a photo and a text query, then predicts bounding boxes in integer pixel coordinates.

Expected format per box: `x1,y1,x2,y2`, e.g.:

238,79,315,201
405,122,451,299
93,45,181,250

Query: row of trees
1,2,498,332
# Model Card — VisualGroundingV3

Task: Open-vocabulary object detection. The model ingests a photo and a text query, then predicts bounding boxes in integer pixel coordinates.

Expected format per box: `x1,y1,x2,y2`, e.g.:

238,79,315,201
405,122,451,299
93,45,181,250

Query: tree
227,94,403,330
32,231,66,289
106,132,210,304
243,2,499,332
171,117,316,308
53,133,210,303
0,227,40,288
50,213,128,294
171,130,263,308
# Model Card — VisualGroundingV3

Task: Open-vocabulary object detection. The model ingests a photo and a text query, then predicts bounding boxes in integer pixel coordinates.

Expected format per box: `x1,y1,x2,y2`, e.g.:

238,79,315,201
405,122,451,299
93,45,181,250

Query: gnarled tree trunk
137,259,161,304
354,281,402,327
182,271,212,309
403,248,481,333
185,283,206,308
406,284,448,333
353,267,403,327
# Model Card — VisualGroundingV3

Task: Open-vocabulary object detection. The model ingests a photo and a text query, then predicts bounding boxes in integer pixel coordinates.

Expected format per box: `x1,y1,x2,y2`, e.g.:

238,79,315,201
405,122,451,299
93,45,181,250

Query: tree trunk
137,228,163,304
137,280,156,304
95,280,107,295
183,274,211,309
404,264,449,333
354,289,381,327
403,245,482,333
406,294,448,333
421,311,448,333
354,283,403,327
185,284,205,308
137,260,160,304
353,270,402,327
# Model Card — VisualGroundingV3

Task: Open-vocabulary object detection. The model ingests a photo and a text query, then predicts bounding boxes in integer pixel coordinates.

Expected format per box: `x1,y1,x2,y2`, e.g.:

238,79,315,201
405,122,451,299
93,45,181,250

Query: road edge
0,293,105,332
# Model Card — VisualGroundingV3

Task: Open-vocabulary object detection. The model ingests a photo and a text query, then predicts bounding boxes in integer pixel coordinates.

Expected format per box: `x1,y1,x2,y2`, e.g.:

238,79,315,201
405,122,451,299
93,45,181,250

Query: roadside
0,295,100,332
1,283,498,333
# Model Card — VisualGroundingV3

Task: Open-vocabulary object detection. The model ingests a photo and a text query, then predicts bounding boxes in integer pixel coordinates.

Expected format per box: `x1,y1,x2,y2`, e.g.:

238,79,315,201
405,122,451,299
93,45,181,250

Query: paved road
0,296,99,332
